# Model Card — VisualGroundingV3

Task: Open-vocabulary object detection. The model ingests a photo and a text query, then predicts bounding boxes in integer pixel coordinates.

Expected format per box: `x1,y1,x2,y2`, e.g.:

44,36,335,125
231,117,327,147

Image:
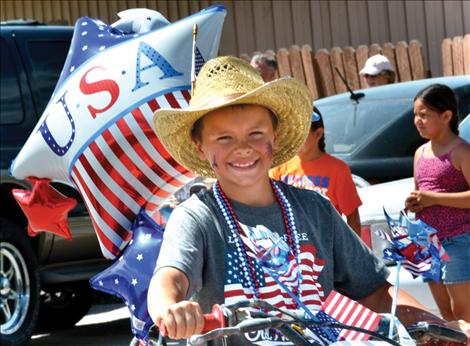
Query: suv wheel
0,218,40,346
37,281,94,331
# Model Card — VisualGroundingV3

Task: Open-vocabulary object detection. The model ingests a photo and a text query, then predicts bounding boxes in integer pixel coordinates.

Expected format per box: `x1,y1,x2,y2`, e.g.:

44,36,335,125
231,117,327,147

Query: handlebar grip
158,304,226,337
201,304,226,332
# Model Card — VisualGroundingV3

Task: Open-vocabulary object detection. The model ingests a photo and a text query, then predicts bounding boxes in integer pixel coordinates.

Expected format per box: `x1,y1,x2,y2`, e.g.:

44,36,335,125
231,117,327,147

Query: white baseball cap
360,54,394,76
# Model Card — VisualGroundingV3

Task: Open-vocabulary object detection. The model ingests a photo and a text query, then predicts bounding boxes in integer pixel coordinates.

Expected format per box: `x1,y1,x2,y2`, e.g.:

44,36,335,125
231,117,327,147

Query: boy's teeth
233,162,253,167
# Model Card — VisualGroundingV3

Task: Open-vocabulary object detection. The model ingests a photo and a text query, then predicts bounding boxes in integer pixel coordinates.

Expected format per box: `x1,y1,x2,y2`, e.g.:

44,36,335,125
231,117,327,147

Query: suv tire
37,280,93,331
0,218,40,346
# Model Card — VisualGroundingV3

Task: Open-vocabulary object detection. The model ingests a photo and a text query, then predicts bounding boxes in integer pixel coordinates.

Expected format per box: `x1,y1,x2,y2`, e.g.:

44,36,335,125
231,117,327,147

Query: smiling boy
147,56,468,345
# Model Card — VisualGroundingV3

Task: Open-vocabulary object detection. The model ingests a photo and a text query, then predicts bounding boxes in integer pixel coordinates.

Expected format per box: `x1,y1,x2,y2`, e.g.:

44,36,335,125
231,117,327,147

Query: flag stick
271,276,334,343
388,261,401,339
191,23,198,96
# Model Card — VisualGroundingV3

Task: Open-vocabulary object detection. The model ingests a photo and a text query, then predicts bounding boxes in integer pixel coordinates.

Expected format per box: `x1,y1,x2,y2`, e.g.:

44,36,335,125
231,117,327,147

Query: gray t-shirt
156,182,389,345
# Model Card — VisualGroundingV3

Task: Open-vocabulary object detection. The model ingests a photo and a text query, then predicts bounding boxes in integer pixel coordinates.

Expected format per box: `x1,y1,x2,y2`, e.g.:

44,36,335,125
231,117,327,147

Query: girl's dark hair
414,84,459,135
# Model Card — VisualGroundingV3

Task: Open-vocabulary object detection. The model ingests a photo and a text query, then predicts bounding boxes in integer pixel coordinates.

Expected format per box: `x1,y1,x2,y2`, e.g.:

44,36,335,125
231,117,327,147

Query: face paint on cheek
211,154,218,168
265,142,274,159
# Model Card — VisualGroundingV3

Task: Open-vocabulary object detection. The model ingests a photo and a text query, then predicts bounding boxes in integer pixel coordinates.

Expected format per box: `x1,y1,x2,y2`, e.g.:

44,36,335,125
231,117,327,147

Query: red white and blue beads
213,180,301,299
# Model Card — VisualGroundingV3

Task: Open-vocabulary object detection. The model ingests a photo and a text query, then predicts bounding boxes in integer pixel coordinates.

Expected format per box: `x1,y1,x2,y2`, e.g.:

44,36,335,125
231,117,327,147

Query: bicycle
131,298,468,346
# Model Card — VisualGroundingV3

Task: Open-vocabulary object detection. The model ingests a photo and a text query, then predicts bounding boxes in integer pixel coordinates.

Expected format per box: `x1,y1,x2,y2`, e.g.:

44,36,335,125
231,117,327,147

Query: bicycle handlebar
407,321,468,345
159,301,468,346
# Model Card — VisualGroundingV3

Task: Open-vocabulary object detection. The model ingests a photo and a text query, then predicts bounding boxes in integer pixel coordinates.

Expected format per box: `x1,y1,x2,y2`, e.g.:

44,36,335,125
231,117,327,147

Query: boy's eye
250,131,264,137
216,135,231,142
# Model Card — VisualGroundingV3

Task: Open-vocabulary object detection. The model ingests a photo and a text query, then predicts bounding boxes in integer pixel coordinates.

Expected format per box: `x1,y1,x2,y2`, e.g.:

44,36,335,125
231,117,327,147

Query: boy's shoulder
323,153,350,171
172,190,216,219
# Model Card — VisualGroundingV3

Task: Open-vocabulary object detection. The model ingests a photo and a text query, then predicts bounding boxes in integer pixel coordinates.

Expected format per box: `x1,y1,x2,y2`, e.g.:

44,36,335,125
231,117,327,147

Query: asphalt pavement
31,304,147,346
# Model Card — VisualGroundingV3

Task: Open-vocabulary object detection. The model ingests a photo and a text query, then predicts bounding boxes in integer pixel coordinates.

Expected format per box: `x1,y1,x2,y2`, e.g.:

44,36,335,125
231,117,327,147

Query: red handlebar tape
158,304,226,336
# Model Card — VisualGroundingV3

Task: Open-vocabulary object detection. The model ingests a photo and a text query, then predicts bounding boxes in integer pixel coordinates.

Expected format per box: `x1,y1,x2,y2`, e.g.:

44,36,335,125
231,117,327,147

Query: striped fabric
71,90,194,258
322,290,382,341
224,244,326,311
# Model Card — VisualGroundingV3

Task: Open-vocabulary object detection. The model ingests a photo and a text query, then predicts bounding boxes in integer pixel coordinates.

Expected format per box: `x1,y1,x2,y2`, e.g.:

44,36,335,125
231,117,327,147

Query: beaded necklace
213,179,301,299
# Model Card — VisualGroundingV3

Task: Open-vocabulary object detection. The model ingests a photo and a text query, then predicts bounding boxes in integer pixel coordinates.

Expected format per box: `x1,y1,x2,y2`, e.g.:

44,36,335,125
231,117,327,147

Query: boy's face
298,127,323,158
194,104,279,190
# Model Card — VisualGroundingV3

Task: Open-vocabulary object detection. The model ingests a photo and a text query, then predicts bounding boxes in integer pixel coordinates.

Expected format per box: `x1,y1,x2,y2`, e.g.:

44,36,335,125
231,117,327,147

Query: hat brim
153,78,312,177
360,66,381,75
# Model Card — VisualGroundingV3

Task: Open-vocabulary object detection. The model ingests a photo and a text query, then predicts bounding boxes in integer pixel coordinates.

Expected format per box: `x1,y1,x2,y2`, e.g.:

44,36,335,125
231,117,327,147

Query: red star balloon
12,177,77,240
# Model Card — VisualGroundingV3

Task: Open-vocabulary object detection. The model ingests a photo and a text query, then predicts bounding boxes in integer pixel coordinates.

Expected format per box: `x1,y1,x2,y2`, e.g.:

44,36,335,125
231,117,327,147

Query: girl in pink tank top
405,84,470,324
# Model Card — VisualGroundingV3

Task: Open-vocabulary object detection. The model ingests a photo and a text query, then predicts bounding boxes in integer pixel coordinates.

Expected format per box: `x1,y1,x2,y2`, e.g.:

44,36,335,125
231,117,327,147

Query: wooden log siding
442,34,470,76
252,40,427,99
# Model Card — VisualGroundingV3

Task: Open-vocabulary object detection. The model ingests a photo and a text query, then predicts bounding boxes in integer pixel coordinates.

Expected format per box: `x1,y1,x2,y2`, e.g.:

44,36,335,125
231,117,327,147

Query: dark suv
0,22,108,345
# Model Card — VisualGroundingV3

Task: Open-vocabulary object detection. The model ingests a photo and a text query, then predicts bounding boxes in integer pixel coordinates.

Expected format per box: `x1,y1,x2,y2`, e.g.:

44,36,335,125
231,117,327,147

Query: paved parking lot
32,304,140,346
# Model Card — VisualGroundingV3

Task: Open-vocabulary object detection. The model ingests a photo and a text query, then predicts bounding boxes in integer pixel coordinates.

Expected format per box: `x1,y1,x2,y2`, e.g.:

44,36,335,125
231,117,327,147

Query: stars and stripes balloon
90,209,164,344
378,208,449,282
10,6,226,259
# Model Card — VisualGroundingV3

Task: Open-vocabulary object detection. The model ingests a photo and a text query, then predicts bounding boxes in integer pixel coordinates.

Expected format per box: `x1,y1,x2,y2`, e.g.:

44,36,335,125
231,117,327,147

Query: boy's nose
233,141,253,155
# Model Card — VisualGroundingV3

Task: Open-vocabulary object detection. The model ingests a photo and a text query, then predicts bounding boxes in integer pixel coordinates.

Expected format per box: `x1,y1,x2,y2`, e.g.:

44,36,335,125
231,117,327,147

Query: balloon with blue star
380,208,449,282
90,209,164,344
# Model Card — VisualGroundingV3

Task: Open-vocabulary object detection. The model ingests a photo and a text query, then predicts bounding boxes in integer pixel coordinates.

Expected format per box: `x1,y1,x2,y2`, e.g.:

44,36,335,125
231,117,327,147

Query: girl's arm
405,145,424,212
148,267,204,339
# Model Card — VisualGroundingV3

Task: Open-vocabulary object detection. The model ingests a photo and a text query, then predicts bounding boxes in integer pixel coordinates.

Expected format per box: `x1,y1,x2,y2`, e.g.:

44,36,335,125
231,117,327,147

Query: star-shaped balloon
377,208,449,282
90,209,164,344
12,177,77,240
10,6,226,259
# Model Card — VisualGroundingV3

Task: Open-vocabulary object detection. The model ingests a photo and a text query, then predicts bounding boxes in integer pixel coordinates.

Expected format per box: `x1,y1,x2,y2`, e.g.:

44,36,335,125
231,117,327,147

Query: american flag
191,45,205,82
71,91,194,258
320,290,382,341
224,244,326,313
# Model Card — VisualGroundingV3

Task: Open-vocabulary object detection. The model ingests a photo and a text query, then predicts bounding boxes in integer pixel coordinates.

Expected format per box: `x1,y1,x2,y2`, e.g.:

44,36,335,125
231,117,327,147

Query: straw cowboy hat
153,56,312,177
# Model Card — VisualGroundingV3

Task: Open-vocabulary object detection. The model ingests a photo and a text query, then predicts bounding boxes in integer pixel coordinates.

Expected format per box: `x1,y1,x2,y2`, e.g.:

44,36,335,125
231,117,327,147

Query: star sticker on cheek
12,177,77,240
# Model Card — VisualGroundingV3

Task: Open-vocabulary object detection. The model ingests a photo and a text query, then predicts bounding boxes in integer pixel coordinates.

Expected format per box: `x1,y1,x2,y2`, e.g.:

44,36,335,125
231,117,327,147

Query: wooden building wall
1,0,469,77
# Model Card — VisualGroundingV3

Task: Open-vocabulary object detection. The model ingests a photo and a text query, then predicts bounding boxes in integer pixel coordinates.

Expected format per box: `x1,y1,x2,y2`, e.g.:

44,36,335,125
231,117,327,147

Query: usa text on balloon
10,6,227,259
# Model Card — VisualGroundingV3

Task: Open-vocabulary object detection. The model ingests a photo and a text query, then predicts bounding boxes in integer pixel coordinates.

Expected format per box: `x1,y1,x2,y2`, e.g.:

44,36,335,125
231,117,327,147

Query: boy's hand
156,300,204,339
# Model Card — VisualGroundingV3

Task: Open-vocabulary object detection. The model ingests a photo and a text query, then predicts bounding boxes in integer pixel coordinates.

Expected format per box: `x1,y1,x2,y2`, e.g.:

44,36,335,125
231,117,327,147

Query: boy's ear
272,130,280,150
194,140,207,160
314,127,324,140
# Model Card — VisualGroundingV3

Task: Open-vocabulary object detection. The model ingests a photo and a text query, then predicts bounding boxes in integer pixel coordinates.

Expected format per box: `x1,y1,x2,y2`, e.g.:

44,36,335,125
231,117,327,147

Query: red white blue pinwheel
90,209,164,344
10,6,226,259
379,208,449,282
378,208,449,338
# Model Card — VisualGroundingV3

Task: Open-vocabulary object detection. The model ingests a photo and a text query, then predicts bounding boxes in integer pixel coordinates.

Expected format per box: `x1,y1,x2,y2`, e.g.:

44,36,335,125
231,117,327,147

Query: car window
26,40,70,115
0,38,24,125
318,99,411,155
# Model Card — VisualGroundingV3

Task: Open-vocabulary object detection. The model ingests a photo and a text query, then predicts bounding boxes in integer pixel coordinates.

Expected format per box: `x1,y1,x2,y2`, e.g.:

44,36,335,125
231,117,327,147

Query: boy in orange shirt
270,108,362,235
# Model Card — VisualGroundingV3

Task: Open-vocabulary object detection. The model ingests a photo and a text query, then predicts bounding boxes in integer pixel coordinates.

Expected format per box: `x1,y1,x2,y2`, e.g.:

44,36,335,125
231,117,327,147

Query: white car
357,115,469,316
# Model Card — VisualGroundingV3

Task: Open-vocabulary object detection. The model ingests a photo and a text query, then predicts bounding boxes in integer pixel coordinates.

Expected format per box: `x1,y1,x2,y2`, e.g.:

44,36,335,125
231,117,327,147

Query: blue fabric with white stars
54,17,132,94
90,209,164,343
